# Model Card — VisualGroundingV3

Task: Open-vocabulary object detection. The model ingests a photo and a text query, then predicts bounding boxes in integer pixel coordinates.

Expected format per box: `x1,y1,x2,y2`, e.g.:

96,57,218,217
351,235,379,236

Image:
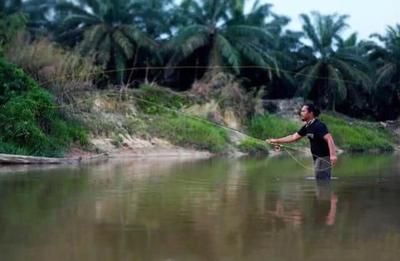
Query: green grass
247,113,394,153
0,141,30,156
149,115,229,153
132,85,229,153
135,84,190,114
320,114,394,152
0,58,88,157
237,138,269,155
247,114,301,140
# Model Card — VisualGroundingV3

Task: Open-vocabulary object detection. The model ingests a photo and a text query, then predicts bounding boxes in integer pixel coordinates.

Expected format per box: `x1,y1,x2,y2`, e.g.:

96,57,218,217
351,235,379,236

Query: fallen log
0,153,109,165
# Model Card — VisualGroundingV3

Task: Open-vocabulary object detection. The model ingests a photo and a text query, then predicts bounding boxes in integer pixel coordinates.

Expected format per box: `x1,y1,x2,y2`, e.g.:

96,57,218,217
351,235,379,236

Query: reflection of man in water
270,182,338,227
314,181,338,226
267,104,338,180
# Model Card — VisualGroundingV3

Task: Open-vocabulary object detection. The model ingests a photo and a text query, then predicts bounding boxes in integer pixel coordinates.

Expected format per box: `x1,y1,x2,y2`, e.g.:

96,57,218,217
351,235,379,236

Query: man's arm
266,133,303,144
323,133,337,165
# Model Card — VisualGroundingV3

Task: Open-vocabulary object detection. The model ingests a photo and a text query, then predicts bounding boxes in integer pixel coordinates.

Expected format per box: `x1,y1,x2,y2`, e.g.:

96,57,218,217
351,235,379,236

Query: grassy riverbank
0,59,87,157
247,113,395,153
0,65,396,157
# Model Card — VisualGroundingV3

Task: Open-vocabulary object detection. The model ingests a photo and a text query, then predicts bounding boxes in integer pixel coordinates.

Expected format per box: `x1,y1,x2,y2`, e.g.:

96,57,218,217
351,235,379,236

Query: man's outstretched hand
266,139,281,152
266,139,278,144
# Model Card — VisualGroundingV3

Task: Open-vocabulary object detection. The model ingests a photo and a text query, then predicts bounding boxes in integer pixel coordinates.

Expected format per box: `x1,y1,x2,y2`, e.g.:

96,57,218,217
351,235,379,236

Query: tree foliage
0,0,399,120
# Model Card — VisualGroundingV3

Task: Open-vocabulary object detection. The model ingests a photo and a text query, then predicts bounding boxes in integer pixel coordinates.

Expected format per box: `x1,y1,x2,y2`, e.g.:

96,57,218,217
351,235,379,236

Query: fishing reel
273,144,282,152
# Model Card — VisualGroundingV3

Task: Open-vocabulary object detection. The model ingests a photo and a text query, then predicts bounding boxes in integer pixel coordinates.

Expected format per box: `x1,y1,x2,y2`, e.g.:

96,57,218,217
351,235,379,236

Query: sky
245,0,400,39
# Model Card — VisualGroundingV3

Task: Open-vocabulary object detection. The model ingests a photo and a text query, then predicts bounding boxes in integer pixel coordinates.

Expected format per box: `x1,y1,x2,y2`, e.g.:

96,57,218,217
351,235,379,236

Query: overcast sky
246,0,400,39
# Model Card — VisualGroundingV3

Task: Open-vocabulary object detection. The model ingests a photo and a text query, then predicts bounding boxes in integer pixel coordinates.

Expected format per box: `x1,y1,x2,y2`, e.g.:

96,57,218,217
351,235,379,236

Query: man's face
300,105,313,121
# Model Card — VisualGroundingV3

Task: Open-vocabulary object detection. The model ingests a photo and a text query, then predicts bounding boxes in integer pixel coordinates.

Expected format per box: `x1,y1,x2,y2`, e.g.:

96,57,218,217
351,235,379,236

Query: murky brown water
1,154,400,261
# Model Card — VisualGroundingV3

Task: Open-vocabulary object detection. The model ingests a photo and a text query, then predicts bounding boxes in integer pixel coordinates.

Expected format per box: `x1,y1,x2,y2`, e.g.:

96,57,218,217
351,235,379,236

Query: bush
0,58,88,156
4,34,99,102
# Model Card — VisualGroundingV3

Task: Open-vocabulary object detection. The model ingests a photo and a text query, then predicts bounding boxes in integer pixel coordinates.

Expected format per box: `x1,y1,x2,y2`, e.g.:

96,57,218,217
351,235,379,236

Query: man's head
300,104,320,121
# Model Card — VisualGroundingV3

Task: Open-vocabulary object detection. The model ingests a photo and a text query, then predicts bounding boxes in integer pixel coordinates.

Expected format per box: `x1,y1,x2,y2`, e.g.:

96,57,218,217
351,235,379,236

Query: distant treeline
0,0,399,120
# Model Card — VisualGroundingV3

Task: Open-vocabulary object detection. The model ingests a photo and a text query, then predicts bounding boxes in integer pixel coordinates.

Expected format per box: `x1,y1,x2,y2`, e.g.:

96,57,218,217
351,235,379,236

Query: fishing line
126,92,334,171
37,64,370,88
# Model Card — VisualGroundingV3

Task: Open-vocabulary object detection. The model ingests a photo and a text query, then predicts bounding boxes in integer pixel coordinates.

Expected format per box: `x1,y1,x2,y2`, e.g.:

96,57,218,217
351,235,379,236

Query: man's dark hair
303,103,321,117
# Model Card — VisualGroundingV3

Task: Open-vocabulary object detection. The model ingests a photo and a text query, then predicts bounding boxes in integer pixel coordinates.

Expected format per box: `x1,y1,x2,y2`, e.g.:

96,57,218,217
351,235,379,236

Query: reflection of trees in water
88,159,251,259
0,168,91,261
0,168,90,226
3,156,400,260
85,159,342,259
79,155,400,260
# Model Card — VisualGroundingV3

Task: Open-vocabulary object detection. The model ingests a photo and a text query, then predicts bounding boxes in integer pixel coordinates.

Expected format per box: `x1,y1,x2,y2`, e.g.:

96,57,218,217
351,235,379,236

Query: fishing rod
28,62,341,170
126,93,334,172
26,83,333,171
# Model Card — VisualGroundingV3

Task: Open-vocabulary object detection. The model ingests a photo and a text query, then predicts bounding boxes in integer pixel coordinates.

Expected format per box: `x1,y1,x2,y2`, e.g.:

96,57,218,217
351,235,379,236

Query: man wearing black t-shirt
266,104,338,180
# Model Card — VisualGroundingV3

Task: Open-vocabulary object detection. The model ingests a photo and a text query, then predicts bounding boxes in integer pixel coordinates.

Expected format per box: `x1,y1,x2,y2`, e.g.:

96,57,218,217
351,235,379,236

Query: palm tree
367,25,400,119
257,14,302,98
165,0,277,84
55,0,158,83
22,0,56,36
296,12,371,110
0,0,22,14
0,0,26,46
370,25,400,93
131,0,175,39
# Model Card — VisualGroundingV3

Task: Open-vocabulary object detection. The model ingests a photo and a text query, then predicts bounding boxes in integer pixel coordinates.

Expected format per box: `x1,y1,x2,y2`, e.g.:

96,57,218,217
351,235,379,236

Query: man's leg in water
314,156,332,180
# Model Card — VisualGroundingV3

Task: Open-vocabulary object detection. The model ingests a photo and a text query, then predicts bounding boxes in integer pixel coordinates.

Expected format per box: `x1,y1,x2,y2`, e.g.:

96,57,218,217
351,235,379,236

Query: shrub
4,34,99,102
0,58,88,156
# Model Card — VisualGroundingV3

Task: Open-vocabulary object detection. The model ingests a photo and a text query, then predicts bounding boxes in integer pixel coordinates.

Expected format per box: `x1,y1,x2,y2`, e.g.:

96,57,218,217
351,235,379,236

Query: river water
1,154,400,261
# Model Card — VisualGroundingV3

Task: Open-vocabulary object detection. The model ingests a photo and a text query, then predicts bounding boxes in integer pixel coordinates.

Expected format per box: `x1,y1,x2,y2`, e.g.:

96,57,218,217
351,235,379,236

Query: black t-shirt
297,119,330,159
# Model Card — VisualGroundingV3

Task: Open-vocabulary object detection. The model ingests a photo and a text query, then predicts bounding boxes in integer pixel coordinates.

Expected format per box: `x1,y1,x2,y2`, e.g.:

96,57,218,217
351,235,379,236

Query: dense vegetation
0,0,398,155
0,0,399,120
0,58,87,156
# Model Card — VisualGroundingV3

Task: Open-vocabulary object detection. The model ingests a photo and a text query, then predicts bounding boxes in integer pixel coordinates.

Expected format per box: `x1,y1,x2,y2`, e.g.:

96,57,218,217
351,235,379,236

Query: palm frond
300,13,321,51
97,34,111,66
79,24,107,54
166,25,208,49
62,14,99,29
216,34,240,73
121,25,158,49
375,63,396,87
297,61,322,95
327,65,347,101
235,42,267,68
113,30,134,59
330,58,372,91
82,0,101,14
56,2,95,17
226,25,273,43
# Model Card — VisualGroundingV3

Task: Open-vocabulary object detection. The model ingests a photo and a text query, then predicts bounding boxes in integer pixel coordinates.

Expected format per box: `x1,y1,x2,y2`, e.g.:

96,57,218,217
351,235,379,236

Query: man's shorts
314,156,332,180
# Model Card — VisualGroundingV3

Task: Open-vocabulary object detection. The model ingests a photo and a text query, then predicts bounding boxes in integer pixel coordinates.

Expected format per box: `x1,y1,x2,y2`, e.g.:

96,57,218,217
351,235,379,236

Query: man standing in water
266,104,338,180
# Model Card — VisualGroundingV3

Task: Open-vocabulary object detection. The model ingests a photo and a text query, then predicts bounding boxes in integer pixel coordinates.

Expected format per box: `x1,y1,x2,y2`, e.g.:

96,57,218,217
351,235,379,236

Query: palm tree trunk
127,45,139,85
209,48,222,75
144,58,149,84
206,37,222,78
332,89,336,111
